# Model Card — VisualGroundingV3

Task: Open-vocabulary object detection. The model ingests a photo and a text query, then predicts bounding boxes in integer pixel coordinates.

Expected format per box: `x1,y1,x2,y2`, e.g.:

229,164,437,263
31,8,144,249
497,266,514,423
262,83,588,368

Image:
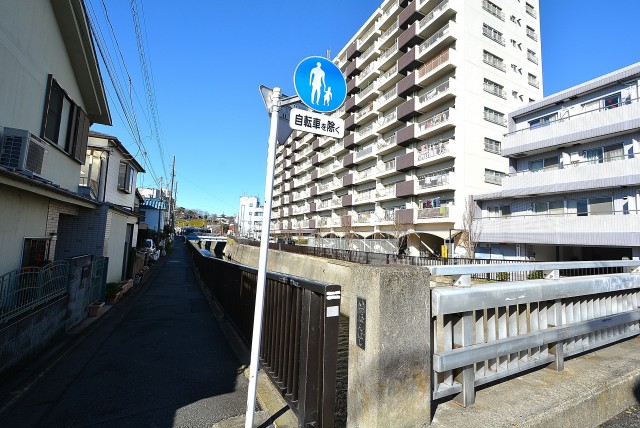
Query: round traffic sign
293,56,347,113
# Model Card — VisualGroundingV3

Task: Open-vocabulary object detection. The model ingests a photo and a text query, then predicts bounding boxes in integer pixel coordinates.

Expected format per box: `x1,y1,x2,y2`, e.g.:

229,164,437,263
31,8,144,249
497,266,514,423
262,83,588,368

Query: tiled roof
140,198,167,210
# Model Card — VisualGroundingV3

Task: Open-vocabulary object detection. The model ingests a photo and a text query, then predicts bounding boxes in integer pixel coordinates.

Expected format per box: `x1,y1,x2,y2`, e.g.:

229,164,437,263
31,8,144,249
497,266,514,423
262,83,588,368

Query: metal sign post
245,87,281,428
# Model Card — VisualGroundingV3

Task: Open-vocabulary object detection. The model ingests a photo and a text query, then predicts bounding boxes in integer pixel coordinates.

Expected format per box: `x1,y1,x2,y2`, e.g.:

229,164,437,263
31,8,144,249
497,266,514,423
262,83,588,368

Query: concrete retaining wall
225,242,433,427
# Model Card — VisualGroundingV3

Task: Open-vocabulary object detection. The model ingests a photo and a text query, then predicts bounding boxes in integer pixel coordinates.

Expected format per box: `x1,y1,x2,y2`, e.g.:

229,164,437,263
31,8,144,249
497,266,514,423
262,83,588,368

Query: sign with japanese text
289,108,345,139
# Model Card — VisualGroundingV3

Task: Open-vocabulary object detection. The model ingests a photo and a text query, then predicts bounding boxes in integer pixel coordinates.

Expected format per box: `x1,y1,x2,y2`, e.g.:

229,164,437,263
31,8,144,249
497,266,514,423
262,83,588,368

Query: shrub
496,272,510,281
527,270,544,279
106,282,123,297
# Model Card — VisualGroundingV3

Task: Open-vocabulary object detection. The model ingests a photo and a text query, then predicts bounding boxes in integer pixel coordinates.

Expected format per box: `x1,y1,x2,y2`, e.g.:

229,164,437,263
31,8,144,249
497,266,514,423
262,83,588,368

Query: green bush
106,282,123,297
527,270,544,279
496,272,510,281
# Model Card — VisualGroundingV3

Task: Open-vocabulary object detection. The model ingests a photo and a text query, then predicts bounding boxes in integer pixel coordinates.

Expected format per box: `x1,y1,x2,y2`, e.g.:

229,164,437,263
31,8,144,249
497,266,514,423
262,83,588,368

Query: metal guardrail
0,261,69,324
430,260,640,406
188,242,341,427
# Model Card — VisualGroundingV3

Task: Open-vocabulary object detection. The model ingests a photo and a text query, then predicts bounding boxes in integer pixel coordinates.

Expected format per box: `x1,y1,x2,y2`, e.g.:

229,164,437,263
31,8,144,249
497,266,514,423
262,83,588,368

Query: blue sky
89,0,640,216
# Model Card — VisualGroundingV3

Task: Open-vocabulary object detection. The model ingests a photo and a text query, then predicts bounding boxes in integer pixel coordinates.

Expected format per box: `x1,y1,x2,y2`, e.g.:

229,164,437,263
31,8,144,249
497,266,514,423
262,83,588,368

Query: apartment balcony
398,21,423,52
380,0,403,28
415,21,457,64
375,133,399,155
376,185,397,200
358,19,382,49
354,143,376,162
353,211,375,225
398,47,456,97
503,101,640,156
354,168,376,185
343,173,354,187
318,200,332,212
318,217,341,228
396,179,416,197
416,205,450,221
377,38,402,71
317,164,332,179
355,102,378,125
283,182,291,192
502,157,640,198
330,177,342,191
395,151,415,172
356,41,381,72
378,17,401,49
317,182,333,196
418,107,455,137
356,58,382,87
398,0,422,29
416,171,455,194
415,78,455,113
395,208,415,224
343,152,356,168
341,194,353,208
309,219,316,228
376,158,398,178
347,40,361,61
374,85,403,113
310,186,318,197
347,78,359,96
353,188,376,204
416,0,455,40
345,114,356,132
355,82,380,106
374,63,403,93
354,122,379,145
415,139,454,167
476,213,640,247
375,108,400,134
345,60,360,79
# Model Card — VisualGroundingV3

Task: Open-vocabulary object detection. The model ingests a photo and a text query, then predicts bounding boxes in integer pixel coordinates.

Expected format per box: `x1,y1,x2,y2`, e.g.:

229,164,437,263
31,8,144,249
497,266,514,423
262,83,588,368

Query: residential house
472,63,640,261
58,131,145,283
0,0,111,276
238,196,264,239
139,198,168,232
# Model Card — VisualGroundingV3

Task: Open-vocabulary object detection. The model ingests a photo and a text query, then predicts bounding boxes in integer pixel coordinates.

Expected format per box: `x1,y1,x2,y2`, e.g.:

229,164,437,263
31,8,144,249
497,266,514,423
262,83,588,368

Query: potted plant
105,282,123,304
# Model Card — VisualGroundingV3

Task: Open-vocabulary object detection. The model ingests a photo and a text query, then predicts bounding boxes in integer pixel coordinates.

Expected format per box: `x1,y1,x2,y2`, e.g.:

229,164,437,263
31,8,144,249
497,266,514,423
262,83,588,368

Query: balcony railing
356,103,374,120
418,109,450,133
482,0,505,20
528,76,540,88
382,158,396,171
377,63,398,86
356,122,375,139
419,0,449,31
483,81,506,99
418,171,452,189
483,52,506,71
527,51,539,64
417,206,449,218
418,23,450,55
380,20,399,41
417,139,450,161
376,134,396,151
418,79,451,105
379,39,398,62
418,49,450,79
376,185,396,198
482,25,505,45
484,109,506,126
376,86,397,108
377,109,397,128
526,27,538,41
526,4,537,18
357,168,374,181
356,144,374,159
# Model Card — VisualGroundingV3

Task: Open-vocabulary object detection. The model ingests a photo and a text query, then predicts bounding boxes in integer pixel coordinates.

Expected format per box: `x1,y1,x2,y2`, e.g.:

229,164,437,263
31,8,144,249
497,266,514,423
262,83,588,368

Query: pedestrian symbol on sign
293,56,346,113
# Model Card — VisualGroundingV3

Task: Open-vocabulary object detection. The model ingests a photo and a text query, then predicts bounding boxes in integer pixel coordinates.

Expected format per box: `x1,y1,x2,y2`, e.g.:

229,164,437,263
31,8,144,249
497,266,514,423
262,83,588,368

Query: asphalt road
0,238,249,428
600,404,640,428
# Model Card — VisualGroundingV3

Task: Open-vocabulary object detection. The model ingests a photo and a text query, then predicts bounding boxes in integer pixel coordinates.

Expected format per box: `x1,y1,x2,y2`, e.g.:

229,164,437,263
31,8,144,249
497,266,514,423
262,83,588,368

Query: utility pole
169,156,176,233
157,177,163,235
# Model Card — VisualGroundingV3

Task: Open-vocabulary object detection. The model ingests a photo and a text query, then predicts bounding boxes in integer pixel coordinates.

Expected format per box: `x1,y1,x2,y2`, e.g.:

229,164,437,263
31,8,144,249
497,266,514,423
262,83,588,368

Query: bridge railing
429,260,640,406
187,242,342,428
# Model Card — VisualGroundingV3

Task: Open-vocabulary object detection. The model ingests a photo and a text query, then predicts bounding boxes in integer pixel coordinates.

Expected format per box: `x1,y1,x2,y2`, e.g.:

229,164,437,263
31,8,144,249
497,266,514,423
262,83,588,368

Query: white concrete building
473,63,640,261
271,0,542,256
238,196,264,239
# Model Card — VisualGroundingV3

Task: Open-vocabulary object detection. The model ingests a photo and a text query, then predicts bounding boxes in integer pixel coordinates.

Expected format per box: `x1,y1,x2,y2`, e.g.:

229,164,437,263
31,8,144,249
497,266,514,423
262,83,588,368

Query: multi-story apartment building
270,0,543,255
472,63,640,262
238,196,264,239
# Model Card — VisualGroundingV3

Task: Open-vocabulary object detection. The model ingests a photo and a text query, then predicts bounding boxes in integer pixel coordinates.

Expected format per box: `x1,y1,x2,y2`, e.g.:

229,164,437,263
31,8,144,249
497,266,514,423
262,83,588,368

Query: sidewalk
0,238,251,428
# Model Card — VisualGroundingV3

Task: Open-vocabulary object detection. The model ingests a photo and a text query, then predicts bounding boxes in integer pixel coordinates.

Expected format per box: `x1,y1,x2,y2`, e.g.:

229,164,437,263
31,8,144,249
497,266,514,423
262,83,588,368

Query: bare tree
392,208,414,256
459,198,482,259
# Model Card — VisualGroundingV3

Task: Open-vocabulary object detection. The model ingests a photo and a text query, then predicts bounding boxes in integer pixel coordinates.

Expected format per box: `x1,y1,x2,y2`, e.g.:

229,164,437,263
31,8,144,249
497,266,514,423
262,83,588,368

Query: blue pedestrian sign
293,56,346,113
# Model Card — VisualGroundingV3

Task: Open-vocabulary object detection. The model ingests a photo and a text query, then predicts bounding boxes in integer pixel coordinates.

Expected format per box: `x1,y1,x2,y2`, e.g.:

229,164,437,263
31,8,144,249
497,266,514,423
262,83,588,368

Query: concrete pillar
348,265,431,427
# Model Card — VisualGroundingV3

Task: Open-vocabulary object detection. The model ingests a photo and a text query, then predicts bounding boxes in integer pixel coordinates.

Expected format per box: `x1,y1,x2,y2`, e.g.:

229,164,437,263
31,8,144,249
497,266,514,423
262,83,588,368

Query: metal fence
0,261,69,325
188,242,342,428
89,256,107,304
428,260,640,406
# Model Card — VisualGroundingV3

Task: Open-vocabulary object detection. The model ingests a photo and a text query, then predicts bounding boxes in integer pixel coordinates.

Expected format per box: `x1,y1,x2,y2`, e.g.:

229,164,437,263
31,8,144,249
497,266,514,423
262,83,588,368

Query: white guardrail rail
428,260,640,406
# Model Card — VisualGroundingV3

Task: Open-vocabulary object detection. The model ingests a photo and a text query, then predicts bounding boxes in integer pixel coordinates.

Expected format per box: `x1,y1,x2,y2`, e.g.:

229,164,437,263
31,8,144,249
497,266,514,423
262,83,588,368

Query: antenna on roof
326,48,331,59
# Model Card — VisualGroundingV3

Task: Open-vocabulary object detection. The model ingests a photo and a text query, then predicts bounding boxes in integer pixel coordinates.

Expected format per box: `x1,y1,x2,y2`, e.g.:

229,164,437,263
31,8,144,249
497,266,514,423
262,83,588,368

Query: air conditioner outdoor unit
0,128,46,176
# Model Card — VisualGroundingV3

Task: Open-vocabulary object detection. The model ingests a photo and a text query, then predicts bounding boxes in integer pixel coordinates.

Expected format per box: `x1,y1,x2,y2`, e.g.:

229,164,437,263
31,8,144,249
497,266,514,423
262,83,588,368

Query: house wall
55,205,109,260
105,210,135,283
0,0,88,192
0,186,49,274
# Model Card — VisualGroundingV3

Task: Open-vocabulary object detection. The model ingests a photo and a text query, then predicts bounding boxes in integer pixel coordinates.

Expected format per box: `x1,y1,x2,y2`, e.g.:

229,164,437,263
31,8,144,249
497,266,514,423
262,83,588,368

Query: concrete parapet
348,265,431,428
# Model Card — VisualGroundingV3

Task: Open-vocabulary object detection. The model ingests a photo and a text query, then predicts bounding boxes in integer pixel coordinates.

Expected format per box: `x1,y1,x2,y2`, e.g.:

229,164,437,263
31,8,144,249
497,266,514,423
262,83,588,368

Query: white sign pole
245,87,281,428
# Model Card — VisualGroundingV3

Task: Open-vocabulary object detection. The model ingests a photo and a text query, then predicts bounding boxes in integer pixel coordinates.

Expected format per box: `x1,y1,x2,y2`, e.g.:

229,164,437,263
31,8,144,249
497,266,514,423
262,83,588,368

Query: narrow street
0,238,249,428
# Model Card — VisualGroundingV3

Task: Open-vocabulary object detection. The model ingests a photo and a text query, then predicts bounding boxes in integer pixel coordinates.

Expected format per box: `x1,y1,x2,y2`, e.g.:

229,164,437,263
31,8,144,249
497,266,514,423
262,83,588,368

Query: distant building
472,63,640,261
139,198,168,232
238,196,263,239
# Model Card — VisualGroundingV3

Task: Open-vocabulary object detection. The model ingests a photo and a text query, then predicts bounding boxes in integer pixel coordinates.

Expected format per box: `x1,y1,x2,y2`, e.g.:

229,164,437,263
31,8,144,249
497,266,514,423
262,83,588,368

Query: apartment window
526,26,538,41
584,143,625,164
526,3,537,18
529,113,556,129
529,156,559,172
483,23,505,45
484,107,507,126
501,205,511,216
482,0,505,20
118,163,135,193
42,75,90,163
589,197,613,215
483,50,506,71
527,49,538,64
484,168,505,184
484,137,501,154
484,78,506,99
528,73,540,88
582,92,623,112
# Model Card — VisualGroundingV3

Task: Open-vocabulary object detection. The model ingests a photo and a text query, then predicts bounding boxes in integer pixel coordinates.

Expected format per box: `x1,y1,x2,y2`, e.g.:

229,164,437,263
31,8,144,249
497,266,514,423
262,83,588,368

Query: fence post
297,288,322,426
548,299,565,371
453,311,475,406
